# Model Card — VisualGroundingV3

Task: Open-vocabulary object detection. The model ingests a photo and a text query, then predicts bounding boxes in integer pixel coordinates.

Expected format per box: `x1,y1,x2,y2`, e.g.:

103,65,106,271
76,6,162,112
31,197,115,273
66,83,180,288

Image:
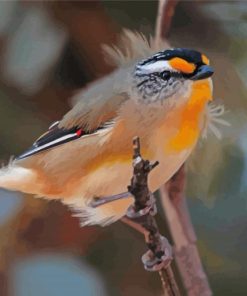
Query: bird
0,31,221,226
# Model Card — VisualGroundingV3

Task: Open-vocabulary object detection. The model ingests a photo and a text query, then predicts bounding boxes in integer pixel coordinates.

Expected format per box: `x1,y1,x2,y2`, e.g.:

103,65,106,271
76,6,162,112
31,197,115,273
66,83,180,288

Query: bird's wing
16,121,112,160
59,68,131,130
16,30,167,161
17,69,130,160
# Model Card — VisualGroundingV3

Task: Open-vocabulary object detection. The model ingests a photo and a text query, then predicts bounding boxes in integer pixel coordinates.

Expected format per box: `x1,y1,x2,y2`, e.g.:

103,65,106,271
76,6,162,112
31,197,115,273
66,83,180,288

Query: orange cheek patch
169,57,196,74
202,54,210,65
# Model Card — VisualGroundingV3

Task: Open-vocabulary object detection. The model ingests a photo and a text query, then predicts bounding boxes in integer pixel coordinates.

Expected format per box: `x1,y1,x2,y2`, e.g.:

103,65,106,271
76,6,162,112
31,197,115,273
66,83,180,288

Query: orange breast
166,80,212,152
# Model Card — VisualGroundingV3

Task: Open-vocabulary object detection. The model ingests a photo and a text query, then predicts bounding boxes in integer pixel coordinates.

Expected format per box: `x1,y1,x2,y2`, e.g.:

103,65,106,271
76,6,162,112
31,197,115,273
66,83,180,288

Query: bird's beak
190,65,214,81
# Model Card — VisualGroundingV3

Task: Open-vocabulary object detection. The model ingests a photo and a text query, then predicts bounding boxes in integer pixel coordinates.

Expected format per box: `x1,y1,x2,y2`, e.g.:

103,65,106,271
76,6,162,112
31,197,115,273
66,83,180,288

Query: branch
160,168,212,296
125,137,180,296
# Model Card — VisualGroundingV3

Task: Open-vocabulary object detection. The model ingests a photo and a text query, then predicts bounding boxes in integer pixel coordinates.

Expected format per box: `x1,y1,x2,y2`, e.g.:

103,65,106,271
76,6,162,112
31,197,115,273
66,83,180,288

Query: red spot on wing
76,129,83,137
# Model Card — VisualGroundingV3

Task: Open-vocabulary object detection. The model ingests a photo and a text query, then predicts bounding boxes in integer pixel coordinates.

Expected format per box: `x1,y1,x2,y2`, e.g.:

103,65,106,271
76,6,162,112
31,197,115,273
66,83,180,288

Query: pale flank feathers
71,195,134,226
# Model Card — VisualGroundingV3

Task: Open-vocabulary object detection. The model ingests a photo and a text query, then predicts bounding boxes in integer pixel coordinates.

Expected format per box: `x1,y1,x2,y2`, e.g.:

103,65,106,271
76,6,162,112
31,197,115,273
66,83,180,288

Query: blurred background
0,1,246,295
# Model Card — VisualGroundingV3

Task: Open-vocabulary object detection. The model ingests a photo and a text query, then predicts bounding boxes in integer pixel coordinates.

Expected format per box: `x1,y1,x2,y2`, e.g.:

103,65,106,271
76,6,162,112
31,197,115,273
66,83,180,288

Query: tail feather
0,163,38,194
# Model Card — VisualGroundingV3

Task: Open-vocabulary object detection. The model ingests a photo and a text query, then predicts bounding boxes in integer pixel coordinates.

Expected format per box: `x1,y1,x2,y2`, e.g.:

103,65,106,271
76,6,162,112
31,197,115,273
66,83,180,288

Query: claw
141,236,173,272
126,194,157,218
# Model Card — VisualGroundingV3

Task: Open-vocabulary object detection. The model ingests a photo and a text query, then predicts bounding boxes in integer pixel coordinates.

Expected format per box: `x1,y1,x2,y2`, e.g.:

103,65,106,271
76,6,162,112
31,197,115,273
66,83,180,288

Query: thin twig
155,0,178,44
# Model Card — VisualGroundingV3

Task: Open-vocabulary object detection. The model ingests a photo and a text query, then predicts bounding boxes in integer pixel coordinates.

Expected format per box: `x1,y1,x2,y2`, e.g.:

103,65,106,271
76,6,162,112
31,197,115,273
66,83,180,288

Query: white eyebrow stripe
140,60,173,74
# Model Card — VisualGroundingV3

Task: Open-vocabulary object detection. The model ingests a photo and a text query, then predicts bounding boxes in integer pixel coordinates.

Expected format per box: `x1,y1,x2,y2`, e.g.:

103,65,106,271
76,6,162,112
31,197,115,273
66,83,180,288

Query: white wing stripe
19,133,77,158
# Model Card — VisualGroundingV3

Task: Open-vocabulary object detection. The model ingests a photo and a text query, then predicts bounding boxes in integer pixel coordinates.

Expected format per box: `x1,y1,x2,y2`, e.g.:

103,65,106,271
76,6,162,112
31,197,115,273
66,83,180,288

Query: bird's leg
89,191,130,208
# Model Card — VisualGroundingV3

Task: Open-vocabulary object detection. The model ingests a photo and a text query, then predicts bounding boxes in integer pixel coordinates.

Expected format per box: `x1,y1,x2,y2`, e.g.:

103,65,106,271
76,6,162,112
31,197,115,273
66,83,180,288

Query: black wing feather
16,124,84,160
16,119,113,160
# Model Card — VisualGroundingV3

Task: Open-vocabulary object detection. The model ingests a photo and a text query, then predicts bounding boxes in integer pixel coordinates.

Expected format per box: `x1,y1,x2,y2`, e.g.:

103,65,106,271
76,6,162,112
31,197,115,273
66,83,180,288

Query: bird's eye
160,71,171,80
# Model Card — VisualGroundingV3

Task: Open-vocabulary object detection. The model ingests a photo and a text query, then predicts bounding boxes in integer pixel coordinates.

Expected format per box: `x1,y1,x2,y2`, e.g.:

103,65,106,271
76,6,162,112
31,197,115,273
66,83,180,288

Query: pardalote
0,31,222,226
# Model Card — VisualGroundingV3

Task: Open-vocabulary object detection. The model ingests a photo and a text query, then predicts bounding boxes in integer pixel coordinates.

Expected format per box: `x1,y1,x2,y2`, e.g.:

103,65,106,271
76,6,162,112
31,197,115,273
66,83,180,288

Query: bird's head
133,48,214,105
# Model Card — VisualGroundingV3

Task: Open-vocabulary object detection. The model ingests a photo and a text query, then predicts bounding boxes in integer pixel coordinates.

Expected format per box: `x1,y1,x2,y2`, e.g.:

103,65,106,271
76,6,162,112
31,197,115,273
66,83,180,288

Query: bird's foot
126,193,157,218
142,236,173,272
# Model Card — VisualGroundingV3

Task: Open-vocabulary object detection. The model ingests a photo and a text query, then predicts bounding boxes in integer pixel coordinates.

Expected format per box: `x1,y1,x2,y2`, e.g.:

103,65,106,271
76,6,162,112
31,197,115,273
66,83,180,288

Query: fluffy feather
103,29,169,67
202,103,230,140
0,161,39,194
71,195,133,226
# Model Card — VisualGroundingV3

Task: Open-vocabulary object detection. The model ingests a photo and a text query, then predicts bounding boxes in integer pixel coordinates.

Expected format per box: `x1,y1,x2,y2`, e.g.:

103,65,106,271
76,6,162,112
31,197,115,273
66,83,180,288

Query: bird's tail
0,162,39,194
